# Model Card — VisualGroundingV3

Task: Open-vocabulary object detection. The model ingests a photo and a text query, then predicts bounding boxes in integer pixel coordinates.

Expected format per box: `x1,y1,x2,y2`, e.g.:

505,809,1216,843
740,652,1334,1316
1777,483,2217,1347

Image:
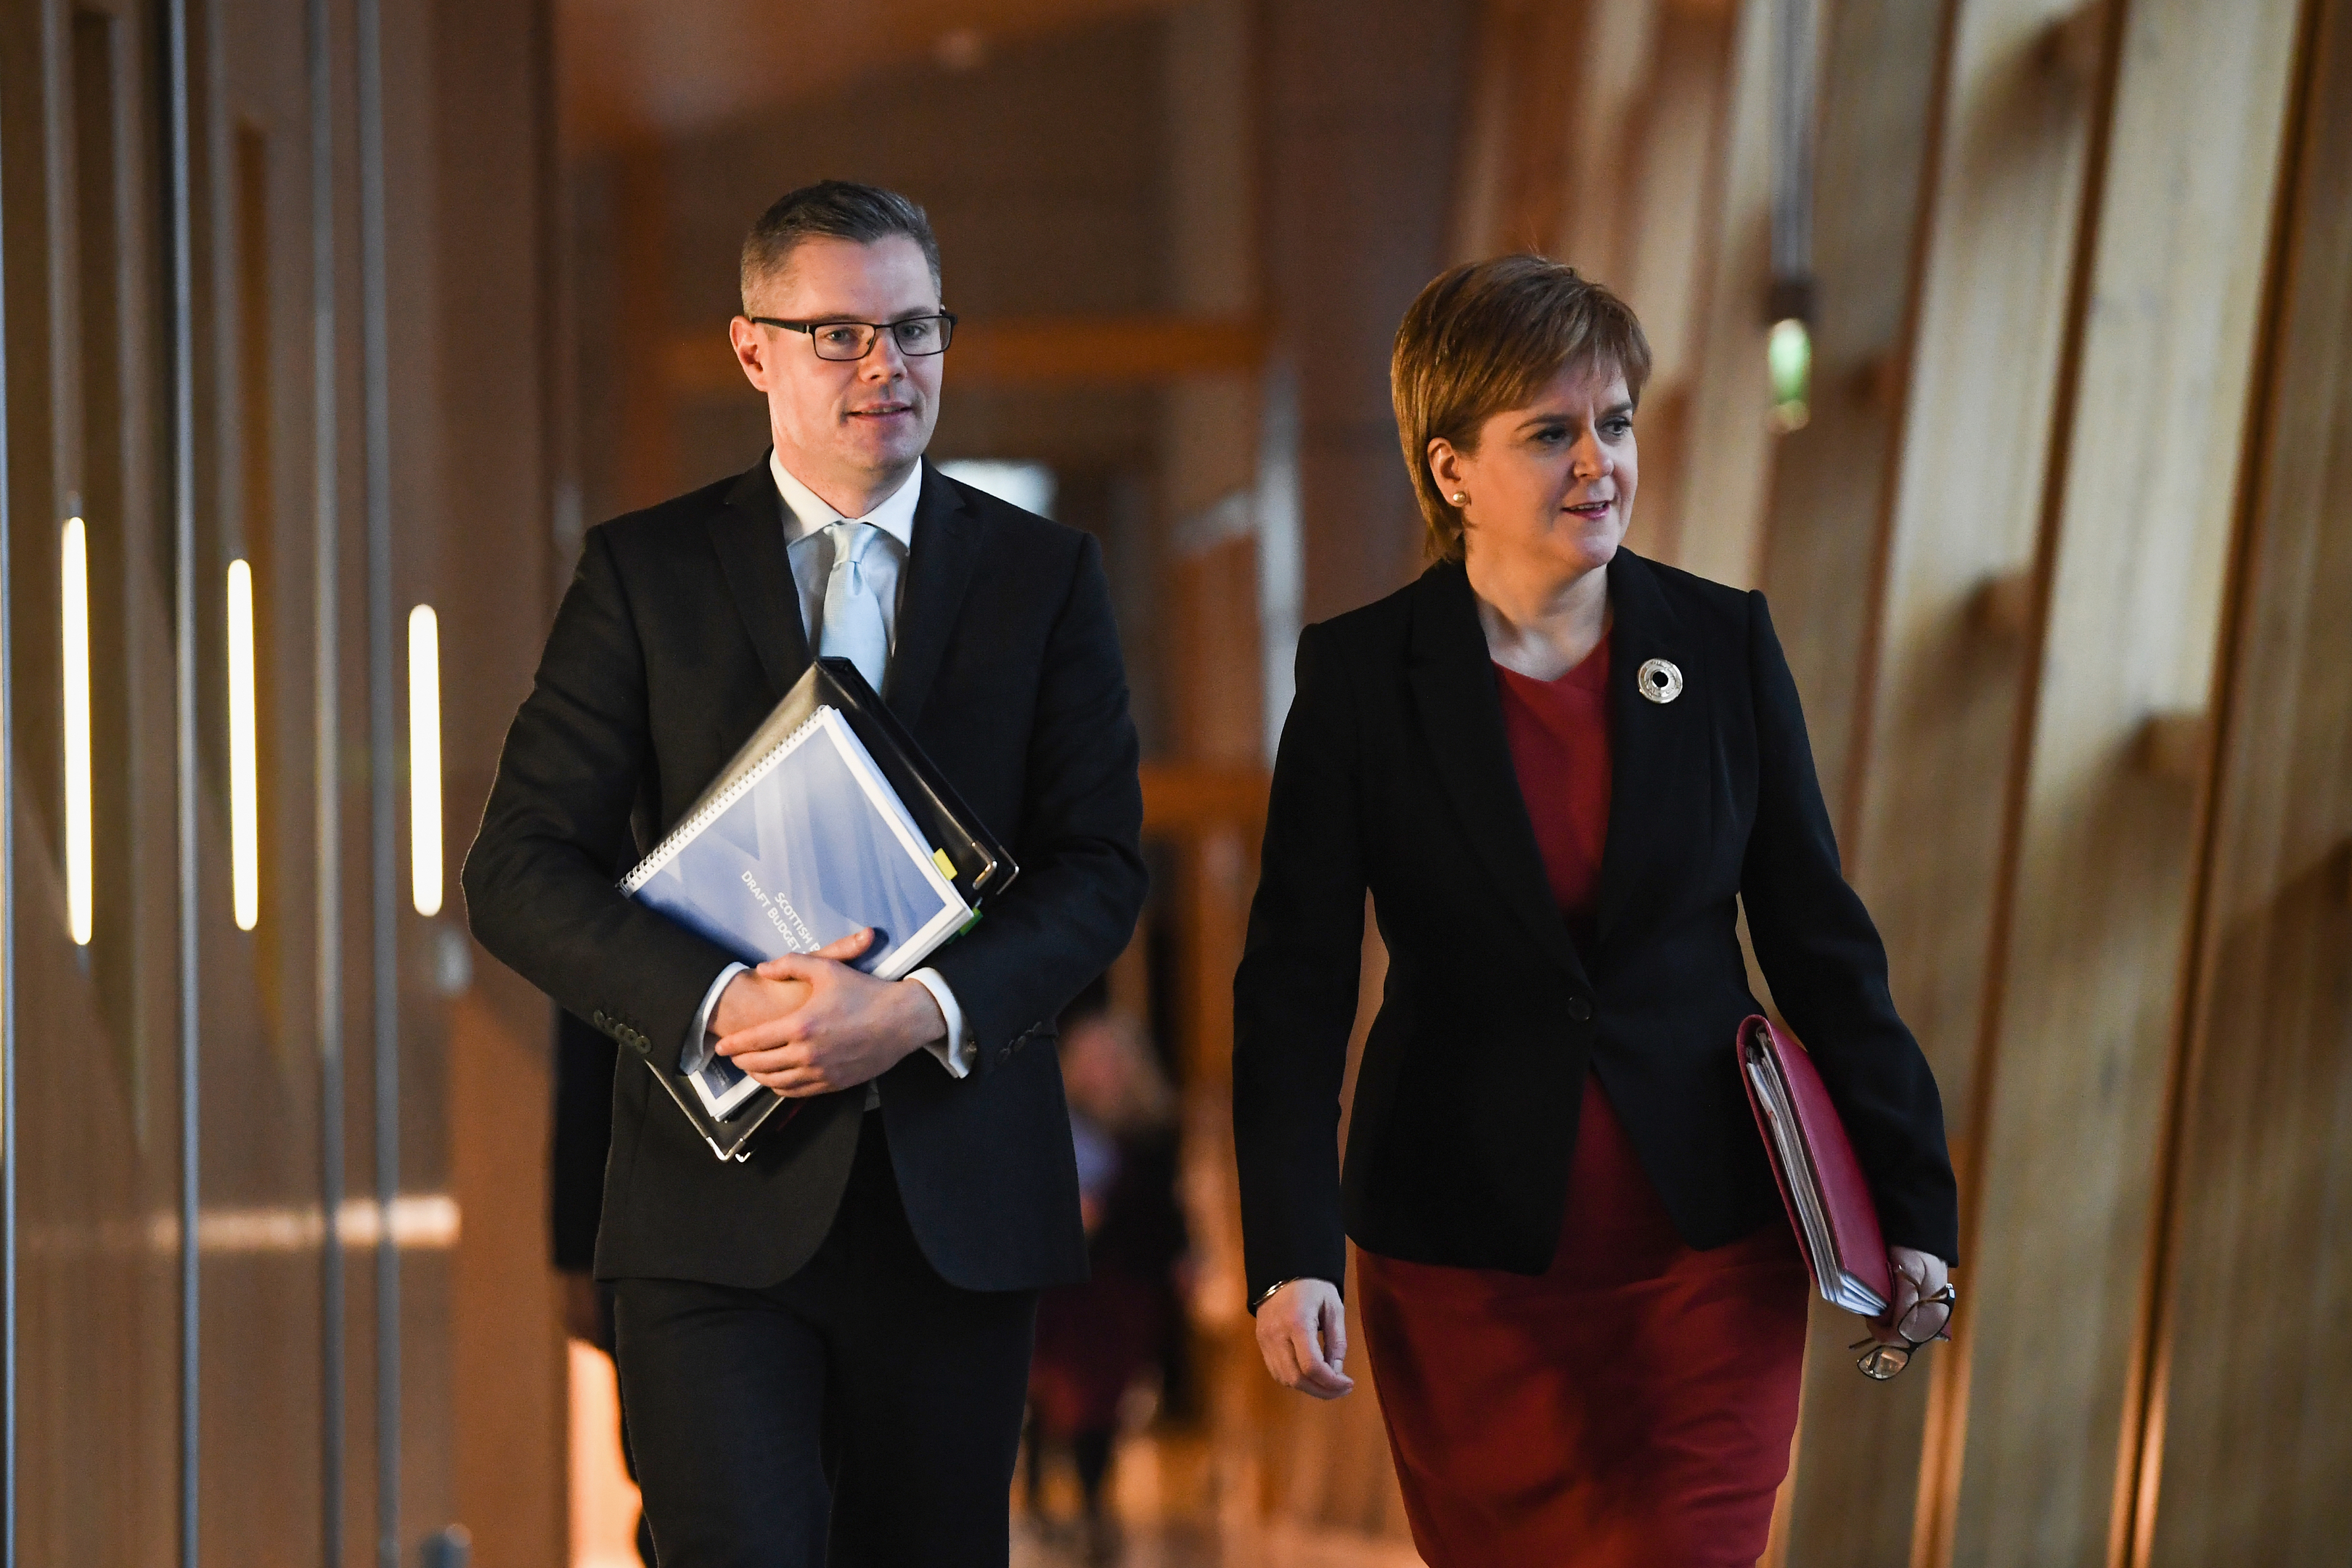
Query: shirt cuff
681,961,748,1074
907,968,974,1079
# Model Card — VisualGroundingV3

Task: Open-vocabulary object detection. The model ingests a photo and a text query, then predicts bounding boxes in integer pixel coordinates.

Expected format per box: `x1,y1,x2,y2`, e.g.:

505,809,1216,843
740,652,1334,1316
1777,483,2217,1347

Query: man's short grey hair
740,180,943,309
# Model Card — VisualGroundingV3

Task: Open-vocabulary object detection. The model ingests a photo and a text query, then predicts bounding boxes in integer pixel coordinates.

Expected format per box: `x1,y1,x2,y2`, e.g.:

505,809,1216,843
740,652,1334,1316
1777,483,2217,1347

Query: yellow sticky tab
931,848,957,880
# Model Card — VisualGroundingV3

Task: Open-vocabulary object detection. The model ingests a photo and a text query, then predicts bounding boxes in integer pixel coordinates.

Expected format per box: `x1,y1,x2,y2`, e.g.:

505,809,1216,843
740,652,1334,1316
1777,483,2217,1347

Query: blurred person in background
1023,994,1190,1562
1231,255,1959,1567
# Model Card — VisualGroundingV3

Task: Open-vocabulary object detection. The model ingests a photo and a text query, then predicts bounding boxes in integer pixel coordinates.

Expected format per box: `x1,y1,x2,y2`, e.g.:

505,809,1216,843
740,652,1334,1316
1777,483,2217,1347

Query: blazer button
1567,997,1593,1023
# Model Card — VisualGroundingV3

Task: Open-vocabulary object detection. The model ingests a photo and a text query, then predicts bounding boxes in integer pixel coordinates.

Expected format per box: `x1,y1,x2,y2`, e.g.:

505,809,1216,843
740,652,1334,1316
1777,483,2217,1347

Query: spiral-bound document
617,658,1017,1158
625,703,972,1117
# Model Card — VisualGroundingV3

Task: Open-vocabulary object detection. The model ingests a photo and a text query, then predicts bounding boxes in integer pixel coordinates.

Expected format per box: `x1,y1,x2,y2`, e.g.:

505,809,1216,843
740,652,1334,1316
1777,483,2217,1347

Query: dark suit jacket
550,1006,618,1274
466,457,1148,1292
1231,551,1959,1305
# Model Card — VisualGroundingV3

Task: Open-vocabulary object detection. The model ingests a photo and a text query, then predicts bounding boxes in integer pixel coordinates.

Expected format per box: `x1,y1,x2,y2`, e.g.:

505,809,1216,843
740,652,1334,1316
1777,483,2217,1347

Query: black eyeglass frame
1849,1281,1958,1381
747,313,958,360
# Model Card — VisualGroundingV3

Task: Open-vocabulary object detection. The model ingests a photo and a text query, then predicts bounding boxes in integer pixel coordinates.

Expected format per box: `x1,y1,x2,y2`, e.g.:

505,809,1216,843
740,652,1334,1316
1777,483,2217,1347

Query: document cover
1739,1015,1895,1315
618,658,1018,1159
623,705,970,1116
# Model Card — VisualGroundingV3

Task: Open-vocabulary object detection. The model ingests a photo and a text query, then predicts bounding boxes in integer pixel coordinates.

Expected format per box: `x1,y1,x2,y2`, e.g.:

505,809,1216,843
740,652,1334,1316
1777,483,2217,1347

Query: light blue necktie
818,519,889,693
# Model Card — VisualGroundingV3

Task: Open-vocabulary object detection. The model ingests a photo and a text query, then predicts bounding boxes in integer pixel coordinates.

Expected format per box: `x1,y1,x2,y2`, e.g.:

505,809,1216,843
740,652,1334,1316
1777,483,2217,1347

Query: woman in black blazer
1232,256,1960,1567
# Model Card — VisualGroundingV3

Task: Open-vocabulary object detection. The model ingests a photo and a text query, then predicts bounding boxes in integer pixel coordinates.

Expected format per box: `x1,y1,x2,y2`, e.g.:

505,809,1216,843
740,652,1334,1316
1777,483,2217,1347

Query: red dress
1354,639,1810,1567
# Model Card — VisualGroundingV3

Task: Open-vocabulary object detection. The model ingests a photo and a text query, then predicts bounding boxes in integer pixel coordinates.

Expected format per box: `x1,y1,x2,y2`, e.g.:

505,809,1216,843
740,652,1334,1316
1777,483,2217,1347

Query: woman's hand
1255,1278,1356,1400
1873,1246,1953,1346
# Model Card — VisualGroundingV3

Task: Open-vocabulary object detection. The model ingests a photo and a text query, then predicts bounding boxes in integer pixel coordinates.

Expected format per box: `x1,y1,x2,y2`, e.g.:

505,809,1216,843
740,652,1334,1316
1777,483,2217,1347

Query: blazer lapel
1406,563,1592,988
1593,548,1709,944
707,458,813,699
883,462,981,732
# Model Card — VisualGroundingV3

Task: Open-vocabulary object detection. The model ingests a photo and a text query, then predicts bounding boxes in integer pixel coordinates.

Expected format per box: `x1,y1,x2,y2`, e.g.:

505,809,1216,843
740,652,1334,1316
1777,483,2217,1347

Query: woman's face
1432,361,1638,581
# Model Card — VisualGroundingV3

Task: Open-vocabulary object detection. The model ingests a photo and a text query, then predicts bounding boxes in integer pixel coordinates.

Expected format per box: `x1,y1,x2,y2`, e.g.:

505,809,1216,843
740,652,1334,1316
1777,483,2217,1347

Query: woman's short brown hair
1392,255,1653,563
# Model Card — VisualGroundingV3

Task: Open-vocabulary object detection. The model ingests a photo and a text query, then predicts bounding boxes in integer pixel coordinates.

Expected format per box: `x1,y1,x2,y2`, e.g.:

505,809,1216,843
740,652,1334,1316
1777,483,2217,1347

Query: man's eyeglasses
1850,1281,1957,1380
748,314,957,362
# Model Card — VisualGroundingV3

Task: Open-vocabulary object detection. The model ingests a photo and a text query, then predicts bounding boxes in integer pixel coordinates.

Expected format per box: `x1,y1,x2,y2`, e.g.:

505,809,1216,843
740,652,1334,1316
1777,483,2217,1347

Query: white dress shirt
684,455,975,1095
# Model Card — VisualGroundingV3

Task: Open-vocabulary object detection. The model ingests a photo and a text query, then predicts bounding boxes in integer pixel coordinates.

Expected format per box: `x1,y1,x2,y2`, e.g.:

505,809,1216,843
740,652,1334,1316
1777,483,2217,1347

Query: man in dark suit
465,180,1146,1567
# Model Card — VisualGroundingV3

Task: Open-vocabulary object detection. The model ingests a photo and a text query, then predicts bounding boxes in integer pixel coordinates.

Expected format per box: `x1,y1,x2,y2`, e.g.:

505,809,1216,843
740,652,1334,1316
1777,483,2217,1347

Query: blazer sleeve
462,526,740,1057
1231,623,1367,1307
923,532,1148,1067
1737,591,1961,1265
550,1005,618,1271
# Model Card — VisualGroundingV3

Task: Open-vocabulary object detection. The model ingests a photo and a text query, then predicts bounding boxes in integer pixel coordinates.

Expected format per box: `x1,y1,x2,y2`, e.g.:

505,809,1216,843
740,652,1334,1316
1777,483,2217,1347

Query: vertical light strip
227,562,259,930
61,518,94,947
406,607,441,918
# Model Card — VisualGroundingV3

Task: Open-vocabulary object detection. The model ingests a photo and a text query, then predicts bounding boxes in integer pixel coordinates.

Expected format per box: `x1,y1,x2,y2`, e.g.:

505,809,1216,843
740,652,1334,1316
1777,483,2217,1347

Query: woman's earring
1450,491,1469,506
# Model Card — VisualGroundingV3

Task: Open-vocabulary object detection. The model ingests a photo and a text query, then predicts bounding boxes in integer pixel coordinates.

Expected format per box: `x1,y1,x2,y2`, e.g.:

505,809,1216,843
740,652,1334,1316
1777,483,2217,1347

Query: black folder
630,658,1018,1160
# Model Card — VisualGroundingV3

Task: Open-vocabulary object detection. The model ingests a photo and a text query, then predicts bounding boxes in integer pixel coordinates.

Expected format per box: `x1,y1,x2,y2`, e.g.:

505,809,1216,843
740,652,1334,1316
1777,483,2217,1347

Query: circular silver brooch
1636,658,1684,704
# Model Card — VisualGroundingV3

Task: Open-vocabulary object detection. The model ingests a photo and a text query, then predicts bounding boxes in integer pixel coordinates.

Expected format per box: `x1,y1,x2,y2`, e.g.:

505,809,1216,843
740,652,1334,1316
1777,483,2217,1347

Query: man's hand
714,929,949,1096
1254,1278,1355,1400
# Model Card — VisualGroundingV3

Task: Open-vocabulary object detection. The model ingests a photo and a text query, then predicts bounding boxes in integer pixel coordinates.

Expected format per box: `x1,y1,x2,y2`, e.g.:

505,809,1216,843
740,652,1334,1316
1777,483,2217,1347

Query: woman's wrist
1251,1278,1302,1315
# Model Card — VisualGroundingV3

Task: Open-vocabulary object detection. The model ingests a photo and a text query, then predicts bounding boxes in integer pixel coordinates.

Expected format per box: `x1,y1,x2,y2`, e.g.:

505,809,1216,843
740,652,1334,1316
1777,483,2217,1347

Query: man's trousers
612,1114,1040,1567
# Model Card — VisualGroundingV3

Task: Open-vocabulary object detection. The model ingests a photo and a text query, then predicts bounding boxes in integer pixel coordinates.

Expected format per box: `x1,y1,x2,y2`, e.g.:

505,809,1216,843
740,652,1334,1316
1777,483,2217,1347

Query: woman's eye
1604,420,1633,438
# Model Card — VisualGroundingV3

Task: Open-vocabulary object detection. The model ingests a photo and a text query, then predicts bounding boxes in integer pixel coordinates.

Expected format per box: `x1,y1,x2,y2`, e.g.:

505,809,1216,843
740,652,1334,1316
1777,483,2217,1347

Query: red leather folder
1738,1015,1894,1315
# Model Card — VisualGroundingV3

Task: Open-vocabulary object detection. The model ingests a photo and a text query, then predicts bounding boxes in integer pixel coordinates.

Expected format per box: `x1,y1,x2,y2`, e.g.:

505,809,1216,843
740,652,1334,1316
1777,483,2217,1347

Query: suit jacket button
1567,997,1593,1023
998,1045,1013,1063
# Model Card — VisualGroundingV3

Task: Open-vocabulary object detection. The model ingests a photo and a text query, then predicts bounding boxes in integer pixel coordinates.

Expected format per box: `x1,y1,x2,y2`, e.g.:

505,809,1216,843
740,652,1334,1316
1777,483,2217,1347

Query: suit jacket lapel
708,458,813,699
883,462,981,732
1406,563,1592,988
1593,548,1708,944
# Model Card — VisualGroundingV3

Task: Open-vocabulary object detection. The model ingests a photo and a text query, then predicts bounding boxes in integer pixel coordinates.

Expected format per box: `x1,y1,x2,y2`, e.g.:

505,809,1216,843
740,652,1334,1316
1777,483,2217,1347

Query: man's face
730,235,944,505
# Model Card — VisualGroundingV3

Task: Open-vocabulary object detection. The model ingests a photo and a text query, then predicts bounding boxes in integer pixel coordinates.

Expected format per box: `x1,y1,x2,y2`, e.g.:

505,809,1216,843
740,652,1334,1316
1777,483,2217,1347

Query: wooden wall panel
1844,0,2104,1248
4,0,189,1556
428,0,568,1555
1263,0,1474,620
1835,1,2128,1559
2137,0,2352,1558
4,0,558,1553
1612,6,1731,568
1754,0,1951,836
1614,4,1731,395
1755,0,1956,1559
1662,0,1775,589
1949,0,2304,1561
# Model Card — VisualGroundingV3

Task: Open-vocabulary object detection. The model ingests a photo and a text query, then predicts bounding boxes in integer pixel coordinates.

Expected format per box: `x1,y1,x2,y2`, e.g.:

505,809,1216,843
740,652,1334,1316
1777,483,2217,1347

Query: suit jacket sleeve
550,1006,618,1271
462,526,740,1056
1231,624,1365,1307
923,532,1147,1066
1737,591,1961,1265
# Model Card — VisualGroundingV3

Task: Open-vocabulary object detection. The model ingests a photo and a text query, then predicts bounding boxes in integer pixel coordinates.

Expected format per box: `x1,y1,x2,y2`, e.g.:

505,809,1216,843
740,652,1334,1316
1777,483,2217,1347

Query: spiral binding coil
616,706,838,895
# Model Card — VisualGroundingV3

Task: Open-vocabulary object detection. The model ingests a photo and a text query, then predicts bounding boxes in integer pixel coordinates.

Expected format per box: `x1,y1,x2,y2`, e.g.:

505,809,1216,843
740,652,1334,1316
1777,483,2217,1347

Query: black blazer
550,1006,618,1273
1231,551,1959,1305
465,458,1148,1292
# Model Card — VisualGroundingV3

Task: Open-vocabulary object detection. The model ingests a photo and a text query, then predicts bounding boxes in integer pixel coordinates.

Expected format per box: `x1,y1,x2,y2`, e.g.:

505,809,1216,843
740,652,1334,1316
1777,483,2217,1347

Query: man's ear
730,317,768,388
